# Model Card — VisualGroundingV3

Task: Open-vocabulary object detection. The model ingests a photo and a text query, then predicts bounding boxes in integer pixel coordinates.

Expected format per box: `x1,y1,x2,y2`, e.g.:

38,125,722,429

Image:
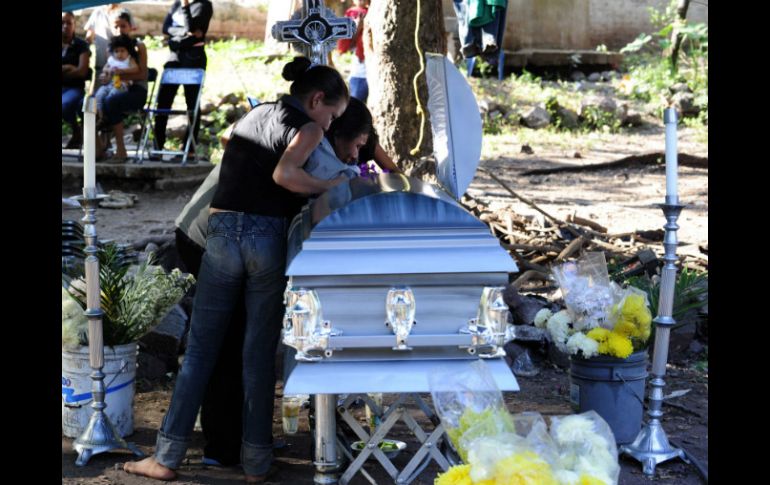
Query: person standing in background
153,0,213,160
85,3,121,73
337,0,369,103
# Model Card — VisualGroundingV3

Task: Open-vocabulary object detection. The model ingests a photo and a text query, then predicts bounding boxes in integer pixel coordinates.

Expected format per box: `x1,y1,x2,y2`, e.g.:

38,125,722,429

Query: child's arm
115,58,140,77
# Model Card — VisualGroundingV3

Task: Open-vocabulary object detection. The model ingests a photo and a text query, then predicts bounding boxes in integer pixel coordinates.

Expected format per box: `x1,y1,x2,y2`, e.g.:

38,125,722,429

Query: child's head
282,57,349,131
109,34,136,61
327,97,374,164
110,9,134,36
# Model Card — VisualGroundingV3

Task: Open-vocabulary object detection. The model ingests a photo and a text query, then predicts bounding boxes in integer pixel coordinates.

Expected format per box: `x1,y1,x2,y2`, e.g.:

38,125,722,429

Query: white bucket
61,343,137,438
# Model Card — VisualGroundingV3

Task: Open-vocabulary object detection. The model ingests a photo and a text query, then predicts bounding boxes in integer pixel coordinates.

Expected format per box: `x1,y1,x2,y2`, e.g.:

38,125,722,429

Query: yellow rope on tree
409,0,426,156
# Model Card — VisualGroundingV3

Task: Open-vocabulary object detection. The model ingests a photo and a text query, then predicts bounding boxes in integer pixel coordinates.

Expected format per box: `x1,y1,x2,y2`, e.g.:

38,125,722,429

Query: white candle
664,108,678,202
83,97,96,192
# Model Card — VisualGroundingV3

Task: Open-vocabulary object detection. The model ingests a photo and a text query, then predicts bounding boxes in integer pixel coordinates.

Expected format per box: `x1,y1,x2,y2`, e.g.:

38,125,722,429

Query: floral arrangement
431,361,620,485
536,253,653,359
62,245,195,348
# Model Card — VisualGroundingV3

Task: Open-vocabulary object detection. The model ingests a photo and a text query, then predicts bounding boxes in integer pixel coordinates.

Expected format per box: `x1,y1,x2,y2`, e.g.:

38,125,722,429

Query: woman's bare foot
123,457,177,481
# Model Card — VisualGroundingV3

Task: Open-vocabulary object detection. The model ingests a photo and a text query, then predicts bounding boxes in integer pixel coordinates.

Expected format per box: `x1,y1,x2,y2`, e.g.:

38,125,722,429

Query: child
94,34,139,121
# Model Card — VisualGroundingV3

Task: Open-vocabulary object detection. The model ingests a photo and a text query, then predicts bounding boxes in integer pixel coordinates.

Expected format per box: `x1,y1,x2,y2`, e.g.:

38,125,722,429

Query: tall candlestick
663,108,678,203
83,96,96,194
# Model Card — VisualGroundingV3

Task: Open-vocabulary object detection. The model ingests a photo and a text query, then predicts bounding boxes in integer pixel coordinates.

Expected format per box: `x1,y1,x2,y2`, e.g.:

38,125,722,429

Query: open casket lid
426,53,483,200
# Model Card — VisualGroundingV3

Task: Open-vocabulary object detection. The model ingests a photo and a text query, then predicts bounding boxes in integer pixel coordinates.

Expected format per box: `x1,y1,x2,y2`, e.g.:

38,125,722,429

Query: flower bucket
569,350,648,444
61,343,137,438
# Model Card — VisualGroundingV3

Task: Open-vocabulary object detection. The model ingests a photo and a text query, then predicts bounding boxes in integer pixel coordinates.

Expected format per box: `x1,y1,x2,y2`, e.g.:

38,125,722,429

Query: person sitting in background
95,9,148,163
62,11,91,150
94,34,139,124
337,0,370,102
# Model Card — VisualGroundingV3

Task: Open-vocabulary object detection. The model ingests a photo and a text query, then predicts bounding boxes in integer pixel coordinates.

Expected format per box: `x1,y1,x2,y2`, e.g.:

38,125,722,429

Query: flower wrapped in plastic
429,360,514,462
551,252,620,331
550,411,620,485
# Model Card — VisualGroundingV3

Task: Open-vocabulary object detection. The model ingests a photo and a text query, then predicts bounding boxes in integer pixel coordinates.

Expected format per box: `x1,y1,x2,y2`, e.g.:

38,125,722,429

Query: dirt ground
61,125,708,484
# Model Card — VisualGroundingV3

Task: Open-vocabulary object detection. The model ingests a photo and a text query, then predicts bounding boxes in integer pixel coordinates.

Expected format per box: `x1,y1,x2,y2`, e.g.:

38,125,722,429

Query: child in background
94,34,139,122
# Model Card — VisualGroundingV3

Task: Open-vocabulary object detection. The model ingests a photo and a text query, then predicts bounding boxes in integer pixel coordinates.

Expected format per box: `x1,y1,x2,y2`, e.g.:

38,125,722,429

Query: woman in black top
124,57,349,484
62,11,91,149
153,0,213,158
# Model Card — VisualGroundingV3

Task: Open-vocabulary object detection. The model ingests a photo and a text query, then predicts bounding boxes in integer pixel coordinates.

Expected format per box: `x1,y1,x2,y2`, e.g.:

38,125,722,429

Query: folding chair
137,67,206,166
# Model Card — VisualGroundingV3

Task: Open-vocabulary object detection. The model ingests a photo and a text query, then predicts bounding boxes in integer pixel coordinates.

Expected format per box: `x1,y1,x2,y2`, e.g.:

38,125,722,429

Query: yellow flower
578,475,610,485
606,332,633,358
435,464,472,485
621,294,645,318
493,451,558,485
586,327,610,343
612,318,639,338
639,315,652,341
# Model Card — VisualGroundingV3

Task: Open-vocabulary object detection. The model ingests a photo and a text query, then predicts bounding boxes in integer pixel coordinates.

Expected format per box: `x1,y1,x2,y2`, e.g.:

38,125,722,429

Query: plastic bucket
61,343,137,438
569,350,648,444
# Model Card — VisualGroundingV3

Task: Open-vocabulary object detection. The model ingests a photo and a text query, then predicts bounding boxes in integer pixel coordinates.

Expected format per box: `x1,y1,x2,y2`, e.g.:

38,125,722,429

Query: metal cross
271,0,355,65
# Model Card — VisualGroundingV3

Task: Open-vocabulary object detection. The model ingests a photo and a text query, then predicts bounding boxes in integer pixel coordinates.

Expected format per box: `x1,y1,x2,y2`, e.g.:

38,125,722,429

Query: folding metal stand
336,393,457,485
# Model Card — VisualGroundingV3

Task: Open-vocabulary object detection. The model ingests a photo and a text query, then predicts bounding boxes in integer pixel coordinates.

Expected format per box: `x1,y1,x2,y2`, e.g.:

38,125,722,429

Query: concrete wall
73,0,708,51
443,0,708,51
74,0,268,41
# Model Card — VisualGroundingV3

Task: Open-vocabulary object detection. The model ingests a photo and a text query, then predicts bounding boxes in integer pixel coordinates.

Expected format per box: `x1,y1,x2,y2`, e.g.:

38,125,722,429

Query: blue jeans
452,0,506,58
62,87,84,125
101,84,147,127
349,76,368,103
155,212,289,476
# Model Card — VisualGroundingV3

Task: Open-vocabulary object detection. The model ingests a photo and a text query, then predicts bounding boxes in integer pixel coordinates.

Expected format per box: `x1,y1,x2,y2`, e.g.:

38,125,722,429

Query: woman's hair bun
282,57,312,81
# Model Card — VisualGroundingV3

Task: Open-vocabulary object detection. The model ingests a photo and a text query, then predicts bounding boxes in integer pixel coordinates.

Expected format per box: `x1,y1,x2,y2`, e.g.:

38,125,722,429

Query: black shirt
163,0,213,52
212,96,314,218
62,36,90,89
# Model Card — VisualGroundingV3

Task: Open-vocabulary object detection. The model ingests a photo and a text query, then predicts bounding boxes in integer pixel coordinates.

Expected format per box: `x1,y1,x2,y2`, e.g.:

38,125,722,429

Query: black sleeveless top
211,96,313,219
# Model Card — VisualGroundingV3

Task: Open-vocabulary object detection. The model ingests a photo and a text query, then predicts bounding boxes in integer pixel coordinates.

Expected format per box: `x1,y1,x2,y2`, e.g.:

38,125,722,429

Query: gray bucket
569,350,648,444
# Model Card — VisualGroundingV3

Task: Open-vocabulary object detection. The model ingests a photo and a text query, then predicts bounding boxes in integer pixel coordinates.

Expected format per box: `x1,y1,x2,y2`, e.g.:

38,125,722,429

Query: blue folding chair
136,67,206,165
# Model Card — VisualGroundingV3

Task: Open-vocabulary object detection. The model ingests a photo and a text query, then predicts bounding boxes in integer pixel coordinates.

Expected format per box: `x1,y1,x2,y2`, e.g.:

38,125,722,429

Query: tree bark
365,0,446,174
670,0,691,74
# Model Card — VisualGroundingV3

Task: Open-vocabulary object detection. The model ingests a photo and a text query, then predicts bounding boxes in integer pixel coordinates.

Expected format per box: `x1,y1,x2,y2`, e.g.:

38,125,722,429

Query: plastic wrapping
549,411,620,485
429,360,513,461
552,252,620,331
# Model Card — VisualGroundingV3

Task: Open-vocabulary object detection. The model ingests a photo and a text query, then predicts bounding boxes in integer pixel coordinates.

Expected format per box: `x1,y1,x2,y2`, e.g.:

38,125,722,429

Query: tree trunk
669,0,691,74
365,0,446,175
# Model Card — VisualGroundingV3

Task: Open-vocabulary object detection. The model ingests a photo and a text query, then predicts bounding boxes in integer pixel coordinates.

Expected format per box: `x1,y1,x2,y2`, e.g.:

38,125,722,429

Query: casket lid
426,53,483,200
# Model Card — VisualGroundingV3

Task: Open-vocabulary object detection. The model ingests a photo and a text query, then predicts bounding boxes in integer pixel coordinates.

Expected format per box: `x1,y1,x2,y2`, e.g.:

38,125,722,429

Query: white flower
546,311,572,352
534,308,553,328
466,435,520,482
553,469,580,484
566,333,599,358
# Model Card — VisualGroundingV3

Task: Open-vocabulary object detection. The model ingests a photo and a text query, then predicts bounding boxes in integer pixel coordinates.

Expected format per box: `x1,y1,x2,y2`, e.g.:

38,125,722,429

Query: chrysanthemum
534,308,553,328
434,464,472,485
566,333,599,358
586,327,610,343
493,451,558,485
605,332,633,359
612,318,639,338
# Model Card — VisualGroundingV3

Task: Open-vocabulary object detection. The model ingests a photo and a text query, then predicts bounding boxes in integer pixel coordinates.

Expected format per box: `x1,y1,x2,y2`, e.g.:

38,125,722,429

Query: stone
225,104,247,123
219,92,243,106
570,70,586,82
502,285,551,326
587,72,602,82
520,144,534,154
669,82,692,94
512,324,548,342
617,102,644,127
572,151,582,159
139,304,189,362
521,106,552,129
555,106,579,130
580,95,617,116
600,71,613,82
200,101,217,115
672,91,700,118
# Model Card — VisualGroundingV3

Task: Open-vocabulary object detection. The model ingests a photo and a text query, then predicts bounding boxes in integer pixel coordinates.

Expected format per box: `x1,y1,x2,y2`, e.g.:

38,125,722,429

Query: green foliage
624,268,708,328
139,35,166,51
66,243,195,346
579,105,621,133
